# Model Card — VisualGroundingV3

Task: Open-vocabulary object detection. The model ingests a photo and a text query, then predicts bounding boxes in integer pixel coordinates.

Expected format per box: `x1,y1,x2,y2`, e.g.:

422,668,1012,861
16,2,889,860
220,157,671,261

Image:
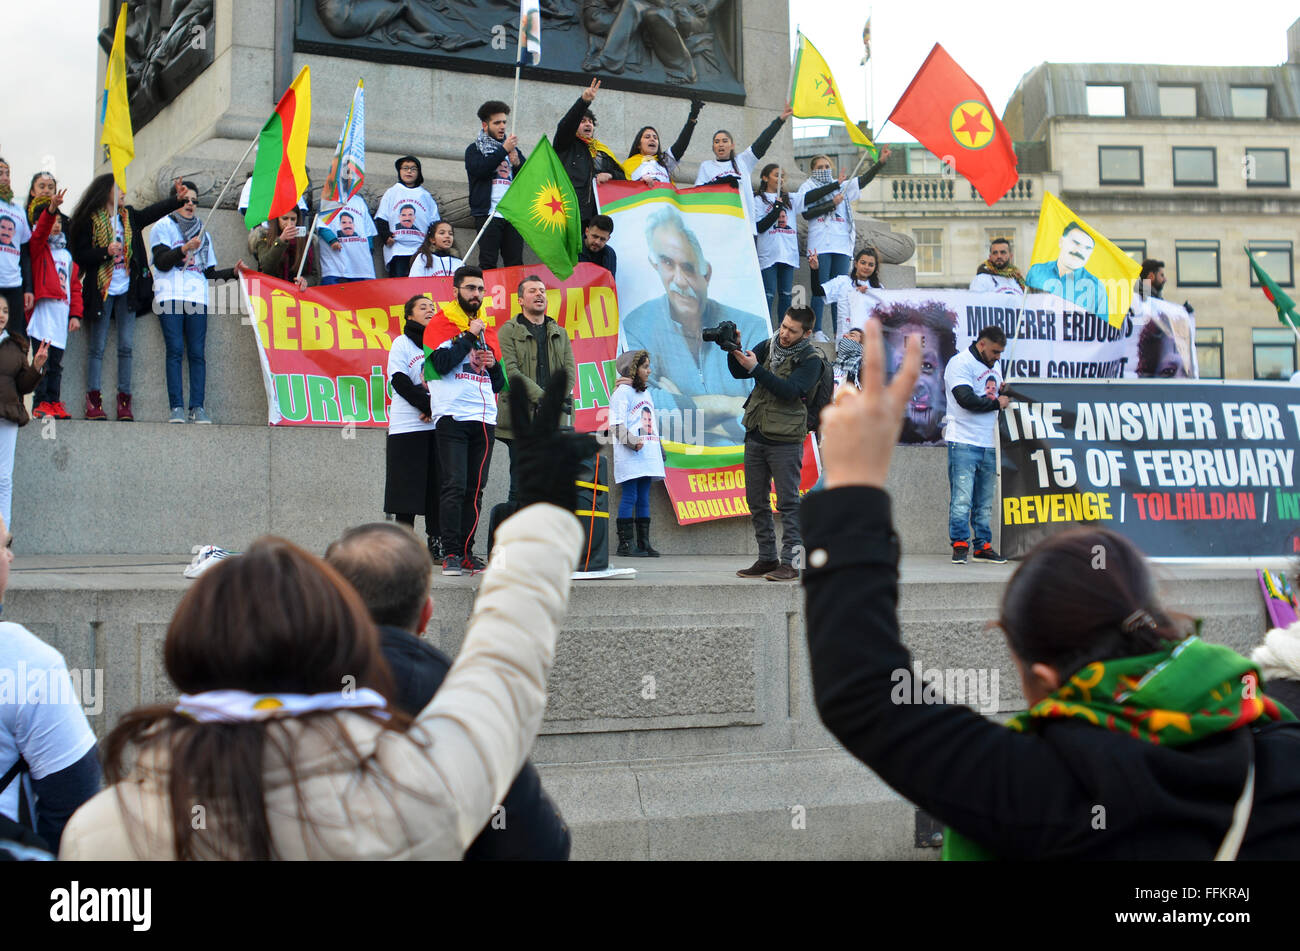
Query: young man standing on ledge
729,306,821,581
944,325,1010,564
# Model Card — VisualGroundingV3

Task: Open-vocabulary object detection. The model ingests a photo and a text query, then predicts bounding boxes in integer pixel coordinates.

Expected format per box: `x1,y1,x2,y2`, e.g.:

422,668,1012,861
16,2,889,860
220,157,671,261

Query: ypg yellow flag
1026,193,1140,327
791,32,876,156
100,5,135,193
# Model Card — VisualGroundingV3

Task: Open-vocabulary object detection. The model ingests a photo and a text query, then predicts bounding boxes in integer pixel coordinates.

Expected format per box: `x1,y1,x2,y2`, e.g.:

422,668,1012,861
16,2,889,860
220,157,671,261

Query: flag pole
295,213,319,281
511,65,521,126
461,214,496,264
1285,311,1300,347
203,135,258,232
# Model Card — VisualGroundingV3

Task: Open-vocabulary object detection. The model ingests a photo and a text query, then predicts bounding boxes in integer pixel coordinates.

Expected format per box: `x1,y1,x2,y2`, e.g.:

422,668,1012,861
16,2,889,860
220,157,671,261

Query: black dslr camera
702,320,740,353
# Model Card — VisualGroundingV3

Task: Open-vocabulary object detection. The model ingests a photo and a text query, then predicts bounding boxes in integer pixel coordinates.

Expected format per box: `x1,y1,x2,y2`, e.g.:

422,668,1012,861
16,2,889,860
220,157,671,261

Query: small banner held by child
237,263,619,429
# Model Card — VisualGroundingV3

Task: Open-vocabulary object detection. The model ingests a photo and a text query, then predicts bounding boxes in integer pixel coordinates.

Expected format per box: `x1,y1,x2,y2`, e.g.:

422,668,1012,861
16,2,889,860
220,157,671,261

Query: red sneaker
31,401,54,419
50,401,72,420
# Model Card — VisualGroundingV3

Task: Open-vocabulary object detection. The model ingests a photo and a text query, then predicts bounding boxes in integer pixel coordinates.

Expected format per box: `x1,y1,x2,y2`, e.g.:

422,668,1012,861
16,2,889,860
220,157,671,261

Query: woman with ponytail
622,97,704,184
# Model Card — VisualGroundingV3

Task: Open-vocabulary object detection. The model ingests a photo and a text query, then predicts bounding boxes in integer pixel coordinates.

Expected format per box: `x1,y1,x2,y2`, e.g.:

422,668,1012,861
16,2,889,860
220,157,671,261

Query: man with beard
1025,222,1108,318
428,266,506,576
621,205,770,446
969,237,1024,296
943,325,1009,565
465,100,525,269
877,301,958,445
1137,258,1166,300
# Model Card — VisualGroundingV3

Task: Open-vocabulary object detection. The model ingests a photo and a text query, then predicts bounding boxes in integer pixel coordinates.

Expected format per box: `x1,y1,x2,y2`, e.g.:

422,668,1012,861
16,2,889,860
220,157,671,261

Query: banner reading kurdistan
238,263,619,430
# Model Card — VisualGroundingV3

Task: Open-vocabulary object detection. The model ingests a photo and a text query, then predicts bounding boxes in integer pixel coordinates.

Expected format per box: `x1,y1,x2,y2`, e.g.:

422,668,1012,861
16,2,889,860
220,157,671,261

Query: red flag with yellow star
494,134,582,279
886,44,1018,206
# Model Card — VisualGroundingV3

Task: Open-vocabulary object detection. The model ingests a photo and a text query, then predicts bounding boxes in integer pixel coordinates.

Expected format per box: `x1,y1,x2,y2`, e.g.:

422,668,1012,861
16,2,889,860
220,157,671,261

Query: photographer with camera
728,306,821,581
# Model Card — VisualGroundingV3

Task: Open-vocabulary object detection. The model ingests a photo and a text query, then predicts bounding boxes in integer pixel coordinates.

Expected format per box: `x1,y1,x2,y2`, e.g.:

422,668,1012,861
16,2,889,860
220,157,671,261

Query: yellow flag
100,6,135,193
1026,192,1140,328
790,32,876,155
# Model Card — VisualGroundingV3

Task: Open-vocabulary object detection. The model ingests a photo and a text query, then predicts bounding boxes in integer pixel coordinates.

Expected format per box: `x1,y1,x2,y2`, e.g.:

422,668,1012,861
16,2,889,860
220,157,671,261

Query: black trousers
475,217,524,269
437,416,495,558
386,254,414,278
499,437,521,504
33,344,64,405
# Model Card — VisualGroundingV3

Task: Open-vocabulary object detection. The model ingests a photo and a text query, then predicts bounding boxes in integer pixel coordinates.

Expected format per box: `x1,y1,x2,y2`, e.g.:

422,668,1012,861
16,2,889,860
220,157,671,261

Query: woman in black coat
68,174,186,421
802,323,1300,860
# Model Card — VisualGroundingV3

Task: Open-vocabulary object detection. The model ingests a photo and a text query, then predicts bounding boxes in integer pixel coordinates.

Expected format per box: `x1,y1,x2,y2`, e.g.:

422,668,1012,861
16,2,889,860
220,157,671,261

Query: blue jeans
812,253,850,332
87,292,135,393
948,442,996,547
761,263,794,323
158,303,208,410
320,276,363,285
618,476,653,518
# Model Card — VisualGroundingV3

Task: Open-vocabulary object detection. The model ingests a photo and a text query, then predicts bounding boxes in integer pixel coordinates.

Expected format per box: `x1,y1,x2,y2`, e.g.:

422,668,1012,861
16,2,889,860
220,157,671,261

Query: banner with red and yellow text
238,263,619,429
665,435,821,525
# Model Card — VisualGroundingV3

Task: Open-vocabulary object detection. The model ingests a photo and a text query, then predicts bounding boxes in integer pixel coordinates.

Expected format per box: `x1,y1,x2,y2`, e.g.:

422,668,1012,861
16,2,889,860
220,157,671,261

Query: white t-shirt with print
27,247,74,349
106,215,129,296
488,158,513,218
799,178,861,257
0,200,32,289
696,148,759,233
754,193,799,269
376,184,438,264
610,383,665,482
318,196,378,280
386,332,435,436
629,153,678,184
942,346,1003,448
428,337,497,425
0,621,97,831
820,275,881,339
151,216,218,307
408,254,464,279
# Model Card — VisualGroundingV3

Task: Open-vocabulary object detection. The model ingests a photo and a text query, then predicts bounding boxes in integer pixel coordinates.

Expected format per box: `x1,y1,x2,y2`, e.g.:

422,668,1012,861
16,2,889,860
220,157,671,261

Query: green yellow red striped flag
244,66,312,229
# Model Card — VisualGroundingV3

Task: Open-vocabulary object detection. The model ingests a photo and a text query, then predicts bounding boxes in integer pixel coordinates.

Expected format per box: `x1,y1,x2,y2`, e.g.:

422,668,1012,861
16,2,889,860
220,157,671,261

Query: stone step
14,420,956,555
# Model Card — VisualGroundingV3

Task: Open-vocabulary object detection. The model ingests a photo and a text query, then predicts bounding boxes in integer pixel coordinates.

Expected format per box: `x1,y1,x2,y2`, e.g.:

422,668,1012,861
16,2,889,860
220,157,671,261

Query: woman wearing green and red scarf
802,322,1300,860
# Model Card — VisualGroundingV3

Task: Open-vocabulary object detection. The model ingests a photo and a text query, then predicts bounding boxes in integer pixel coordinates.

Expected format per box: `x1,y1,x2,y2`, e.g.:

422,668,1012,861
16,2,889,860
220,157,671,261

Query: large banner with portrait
598,180,819,524
999,381,1300,560
238,264,620,429
835,289,1199,446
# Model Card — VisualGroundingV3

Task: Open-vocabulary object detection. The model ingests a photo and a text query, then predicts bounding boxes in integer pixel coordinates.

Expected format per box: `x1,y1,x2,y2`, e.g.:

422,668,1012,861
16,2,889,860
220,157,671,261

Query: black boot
635,517,660,557
616,518,646,557
427,535,443,563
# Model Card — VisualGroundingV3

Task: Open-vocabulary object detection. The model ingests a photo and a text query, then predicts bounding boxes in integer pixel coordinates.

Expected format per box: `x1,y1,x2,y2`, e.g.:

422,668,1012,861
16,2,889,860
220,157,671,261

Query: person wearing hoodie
384,295,441,562
375,156,438,278
553,80,626,223
609,349,664,558
69,173,187,421
621,97,704,184
24,190,82,420
0,157,34,340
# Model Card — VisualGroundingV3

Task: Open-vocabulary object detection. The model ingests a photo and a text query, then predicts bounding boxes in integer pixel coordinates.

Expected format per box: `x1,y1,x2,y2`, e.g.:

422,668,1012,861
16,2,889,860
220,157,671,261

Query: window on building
984,228,1015,259
1176,241,1220,287
1098,146,1143,185
1253,328,1296,380
1245,148,1289,187
910,149,942,175
1172,147,1217,186
1086,85,1126,116
1231,87,1269,119
914,228,944,274
1158,86,1197,117
1247,241,1294,287
1113,240,1147,263
1195,328,1223,380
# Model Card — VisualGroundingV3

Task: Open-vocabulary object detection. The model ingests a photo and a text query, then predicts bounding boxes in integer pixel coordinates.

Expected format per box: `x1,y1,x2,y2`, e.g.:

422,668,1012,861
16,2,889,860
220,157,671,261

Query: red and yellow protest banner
664,436,821,525
238,263,619,429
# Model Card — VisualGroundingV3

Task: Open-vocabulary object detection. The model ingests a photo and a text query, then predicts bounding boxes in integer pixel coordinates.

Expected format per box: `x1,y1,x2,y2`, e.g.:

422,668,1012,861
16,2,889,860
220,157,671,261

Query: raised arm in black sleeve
801,486,1095,858
750,114,786,160
668,101,702,162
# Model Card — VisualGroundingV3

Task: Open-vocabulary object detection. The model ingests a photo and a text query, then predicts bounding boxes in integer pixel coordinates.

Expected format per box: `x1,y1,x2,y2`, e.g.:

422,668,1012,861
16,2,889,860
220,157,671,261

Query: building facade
843,19,1300,381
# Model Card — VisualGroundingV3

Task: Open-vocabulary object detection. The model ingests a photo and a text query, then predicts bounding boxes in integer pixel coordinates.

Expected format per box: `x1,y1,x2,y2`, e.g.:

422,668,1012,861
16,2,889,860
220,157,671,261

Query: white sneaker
813,331,830,343
185,545,235,578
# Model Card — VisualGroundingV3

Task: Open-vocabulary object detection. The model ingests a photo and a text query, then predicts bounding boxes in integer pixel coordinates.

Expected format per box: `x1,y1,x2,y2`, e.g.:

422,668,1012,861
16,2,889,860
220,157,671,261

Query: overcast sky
1,0,1295,207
